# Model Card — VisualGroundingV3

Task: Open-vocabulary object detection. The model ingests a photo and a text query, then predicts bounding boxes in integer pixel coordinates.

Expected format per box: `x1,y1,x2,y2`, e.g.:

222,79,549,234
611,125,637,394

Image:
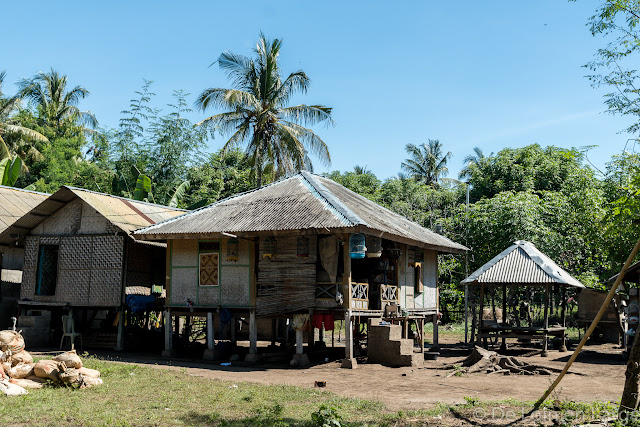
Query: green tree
196,33,333,187
465,144,598,201
585,0,640,134
327,169,381,201
458,146,492,180
17,68,97,136
401,139,452,187
0,71,48,162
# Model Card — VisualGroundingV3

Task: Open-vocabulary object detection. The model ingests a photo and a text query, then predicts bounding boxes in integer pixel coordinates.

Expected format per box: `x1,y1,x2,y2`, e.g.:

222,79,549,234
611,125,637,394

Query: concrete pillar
162,310,175,358
290,321,309,367
245,310,259,362
341,309,357,368
307,309,314,351
203,312,217,360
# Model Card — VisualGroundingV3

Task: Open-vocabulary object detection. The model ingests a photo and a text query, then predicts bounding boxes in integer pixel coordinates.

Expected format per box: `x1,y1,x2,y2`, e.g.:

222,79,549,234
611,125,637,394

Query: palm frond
3,124,49,143
280,104,334,127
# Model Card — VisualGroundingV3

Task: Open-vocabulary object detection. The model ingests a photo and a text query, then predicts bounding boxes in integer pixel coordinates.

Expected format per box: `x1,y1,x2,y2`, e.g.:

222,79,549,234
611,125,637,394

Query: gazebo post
542,284,550,357
560,285,567,352
477,284,485,347
500,284,507,352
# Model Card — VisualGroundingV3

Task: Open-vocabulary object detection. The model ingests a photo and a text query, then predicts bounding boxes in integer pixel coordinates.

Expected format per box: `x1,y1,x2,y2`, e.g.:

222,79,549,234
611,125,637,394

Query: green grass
0,356,624,426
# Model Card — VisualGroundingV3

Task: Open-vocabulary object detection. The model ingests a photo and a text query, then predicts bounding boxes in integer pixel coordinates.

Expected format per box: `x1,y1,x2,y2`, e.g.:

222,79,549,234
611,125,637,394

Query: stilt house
134,172,467,366
0,186,49,329
0,186,185,348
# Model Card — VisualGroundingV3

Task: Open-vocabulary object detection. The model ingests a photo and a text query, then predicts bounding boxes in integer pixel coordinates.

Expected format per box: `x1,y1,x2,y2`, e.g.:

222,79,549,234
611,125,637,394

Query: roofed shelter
462,240,584,356
0,186,185,349
134,171,467,367
0,186,49,329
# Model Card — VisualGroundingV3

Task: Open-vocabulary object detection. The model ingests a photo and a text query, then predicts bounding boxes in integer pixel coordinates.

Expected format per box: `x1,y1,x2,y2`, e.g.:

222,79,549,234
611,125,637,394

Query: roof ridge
133,173,301,234
63,186,186,211
0,184,50,197
300,171,365,226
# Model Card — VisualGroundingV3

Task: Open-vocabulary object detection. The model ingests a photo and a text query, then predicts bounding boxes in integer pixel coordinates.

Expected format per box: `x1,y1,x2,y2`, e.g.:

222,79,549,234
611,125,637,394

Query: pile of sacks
0,330,102,396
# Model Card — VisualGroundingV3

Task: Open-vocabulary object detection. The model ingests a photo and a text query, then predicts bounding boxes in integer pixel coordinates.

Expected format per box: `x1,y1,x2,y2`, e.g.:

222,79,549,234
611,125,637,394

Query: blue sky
3,0,634,180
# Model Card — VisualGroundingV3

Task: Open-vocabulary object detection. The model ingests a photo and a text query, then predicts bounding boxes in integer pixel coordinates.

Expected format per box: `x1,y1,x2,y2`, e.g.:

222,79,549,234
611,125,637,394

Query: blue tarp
126,295,156,313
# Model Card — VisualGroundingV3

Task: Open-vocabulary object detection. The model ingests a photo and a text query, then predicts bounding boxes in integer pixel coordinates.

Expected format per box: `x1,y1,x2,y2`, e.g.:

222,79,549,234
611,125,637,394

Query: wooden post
162,310,174,358
207,312,215,349
116,307,125,351
308,309,314,350
341,234,356,368
420,317,425,353
542,284,550,357
230,317,237,346
432,314,439,351
477,284,485,346
249,310,257,354
500,284,507,352
560,285,567,352
271,318,277,347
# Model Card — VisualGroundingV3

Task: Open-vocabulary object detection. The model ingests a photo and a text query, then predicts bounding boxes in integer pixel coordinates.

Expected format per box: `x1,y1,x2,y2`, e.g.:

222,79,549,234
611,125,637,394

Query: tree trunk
620,333,640,417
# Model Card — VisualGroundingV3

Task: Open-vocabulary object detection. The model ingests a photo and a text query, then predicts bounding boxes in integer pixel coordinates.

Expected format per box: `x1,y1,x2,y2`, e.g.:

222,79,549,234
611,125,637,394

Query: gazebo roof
461,240,584,287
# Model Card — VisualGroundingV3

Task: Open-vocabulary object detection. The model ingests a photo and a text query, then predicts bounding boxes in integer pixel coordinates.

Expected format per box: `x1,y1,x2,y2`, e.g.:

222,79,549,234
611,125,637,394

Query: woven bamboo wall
21,235,124,306
125,240,165,289
256,235,317,316
169,238,251,307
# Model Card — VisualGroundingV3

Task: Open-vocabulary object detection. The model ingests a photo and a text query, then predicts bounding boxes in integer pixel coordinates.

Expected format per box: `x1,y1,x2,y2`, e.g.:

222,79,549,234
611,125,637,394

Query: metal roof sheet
0,186,49,232
0,186,185,246
461,240,584,287
134,172,468,254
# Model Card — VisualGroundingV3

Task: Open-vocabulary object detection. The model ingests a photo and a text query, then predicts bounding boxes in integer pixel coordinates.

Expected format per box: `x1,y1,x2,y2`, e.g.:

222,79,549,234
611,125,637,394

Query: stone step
369,324,402,341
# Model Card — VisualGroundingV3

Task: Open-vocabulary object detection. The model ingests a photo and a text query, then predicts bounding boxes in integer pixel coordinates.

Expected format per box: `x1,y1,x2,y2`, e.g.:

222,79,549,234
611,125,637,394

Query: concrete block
245,353,261,363
203,349,223,361
341,358,357,369
290,354,310,367
161,349,176,358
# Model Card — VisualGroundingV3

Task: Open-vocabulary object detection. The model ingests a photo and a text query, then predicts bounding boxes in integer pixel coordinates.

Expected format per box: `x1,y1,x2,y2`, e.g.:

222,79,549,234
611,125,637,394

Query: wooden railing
380,284,398,306
351,282,369,309
315,282,339,299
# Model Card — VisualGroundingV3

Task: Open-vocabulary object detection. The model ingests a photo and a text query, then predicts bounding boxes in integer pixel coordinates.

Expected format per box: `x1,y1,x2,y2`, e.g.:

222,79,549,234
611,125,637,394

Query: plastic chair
60,315,82,350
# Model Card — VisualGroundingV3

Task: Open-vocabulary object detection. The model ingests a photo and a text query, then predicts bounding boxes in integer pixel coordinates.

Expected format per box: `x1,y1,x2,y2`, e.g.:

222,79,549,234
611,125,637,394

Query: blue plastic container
349,233,366,259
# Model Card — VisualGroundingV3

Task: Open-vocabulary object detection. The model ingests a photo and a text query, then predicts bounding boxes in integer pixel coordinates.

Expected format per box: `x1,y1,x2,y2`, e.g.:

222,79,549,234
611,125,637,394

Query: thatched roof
462,240,584,287
134,172,467,254
0,186,186,247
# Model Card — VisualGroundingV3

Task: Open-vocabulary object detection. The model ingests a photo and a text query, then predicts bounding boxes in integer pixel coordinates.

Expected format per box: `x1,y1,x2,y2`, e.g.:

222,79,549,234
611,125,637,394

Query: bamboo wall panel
20,266,35,299
32,200,81,235
172,240,197,267
170,267,197,305
423,250,437,310
56,269,90,305
89,269,122,306
220,266,250,306
58,236,92,270
221,239,250,265
91,236,122,270
198,286,220,306
256,235,317,316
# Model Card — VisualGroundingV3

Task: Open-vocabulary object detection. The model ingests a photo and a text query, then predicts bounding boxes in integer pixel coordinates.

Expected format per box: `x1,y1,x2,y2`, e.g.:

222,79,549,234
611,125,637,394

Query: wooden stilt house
0,186,49,329
0,186,186,348
134,172,467,367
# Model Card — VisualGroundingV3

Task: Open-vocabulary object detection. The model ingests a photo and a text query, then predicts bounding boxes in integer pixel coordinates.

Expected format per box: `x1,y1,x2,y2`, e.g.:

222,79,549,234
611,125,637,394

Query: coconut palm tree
18,68,98,134
196,33,333,187
0,71,48,161
401,139,452,187
459,146,493,180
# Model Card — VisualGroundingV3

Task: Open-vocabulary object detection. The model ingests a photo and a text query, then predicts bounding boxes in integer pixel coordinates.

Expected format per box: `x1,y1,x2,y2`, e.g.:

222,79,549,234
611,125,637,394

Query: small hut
0,186,185,348
134,172,467,367
462,240,584,356
0,186,49,329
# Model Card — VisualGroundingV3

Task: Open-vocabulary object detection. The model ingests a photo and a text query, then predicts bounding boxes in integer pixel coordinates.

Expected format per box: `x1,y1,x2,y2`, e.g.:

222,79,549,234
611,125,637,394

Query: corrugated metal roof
0,186,186,246
134,172,468,254
462,240,584,287
0,186,49,232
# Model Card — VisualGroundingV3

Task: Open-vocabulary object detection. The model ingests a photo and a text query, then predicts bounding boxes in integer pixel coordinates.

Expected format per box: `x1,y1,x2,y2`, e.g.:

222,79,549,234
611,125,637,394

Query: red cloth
312,314,324,330
323,314,334,331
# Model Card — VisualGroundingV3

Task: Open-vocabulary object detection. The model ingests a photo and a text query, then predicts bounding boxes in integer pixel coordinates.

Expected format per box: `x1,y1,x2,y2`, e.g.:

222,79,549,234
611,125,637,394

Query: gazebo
462,240,585,356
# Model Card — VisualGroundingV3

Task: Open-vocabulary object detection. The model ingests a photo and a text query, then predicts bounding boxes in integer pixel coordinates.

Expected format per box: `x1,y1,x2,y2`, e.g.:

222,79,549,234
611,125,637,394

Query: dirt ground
86,336,627,412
